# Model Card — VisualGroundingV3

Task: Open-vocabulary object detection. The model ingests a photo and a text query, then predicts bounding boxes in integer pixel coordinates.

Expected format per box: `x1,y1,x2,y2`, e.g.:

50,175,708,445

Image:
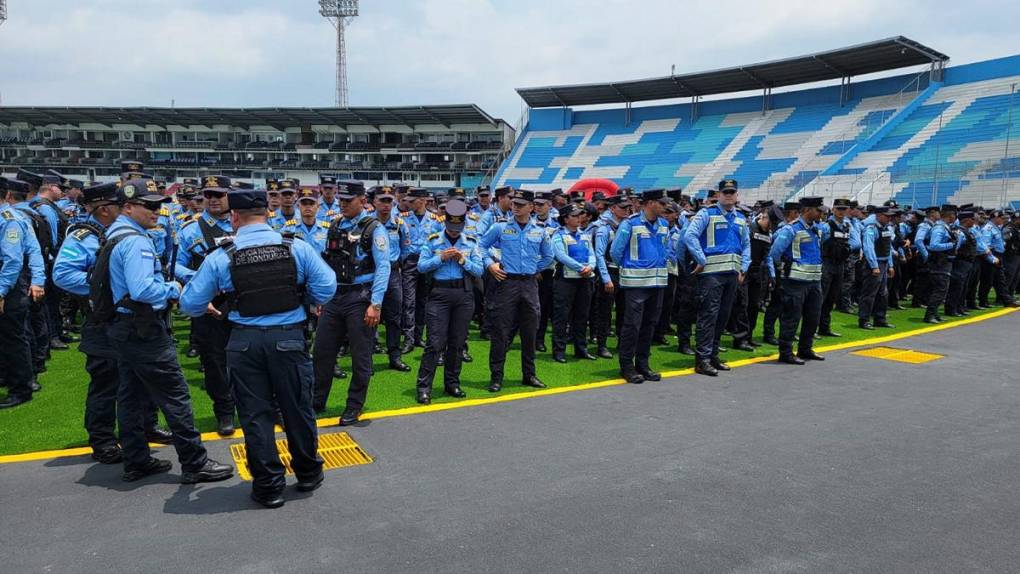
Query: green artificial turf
0,303,1005,456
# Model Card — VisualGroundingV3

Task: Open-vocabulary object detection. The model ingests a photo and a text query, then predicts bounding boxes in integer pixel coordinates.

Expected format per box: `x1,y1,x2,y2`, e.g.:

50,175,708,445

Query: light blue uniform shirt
317,199,342,223
983,221,1005,253
405,210,443,257
593,212,621,284
417,231,484,279
860,215,895,269
268,208,298,231
0,205,28,297
914,219,934,261
175,212,233,283
179,223,337,326
552,226,595,275
378,212,411,262
280,218,330,255
106,215,179,313
926,221,956,253
30,198,62,247
9,207,47,285
479,218,554,274
53,217,106,296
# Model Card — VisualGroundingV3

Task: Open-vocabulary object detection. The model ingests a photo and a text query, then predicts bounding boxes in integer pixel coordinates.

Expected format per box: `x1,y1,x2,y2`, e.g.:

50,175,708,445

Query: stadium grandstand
496,37,1020,208
0,104,512,190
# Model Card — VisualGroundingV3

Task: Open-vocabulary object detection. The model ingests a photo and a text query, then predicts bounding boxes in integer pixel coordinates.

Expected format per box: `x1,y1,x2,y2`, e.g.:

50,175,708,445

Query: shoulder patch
428,232,440,241
180,219,196,229
5,226,21,243
468,213,479,221
0,210,14,221
70,228,93,240
285,219,297,226
159,206,170,216
318,221,331,229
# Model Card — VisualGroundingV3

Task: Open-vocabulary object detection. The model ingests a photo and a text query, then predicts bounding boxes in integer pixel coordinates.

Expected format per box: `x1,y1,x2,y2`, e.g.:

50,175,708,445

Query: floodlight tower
319,0,359,108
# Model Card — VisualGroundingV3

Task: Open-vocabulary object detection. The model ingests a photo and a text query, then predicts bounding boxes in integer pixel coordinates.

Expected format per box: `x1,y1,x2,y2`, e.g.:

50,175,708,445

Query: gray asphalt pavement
2,313,1019,573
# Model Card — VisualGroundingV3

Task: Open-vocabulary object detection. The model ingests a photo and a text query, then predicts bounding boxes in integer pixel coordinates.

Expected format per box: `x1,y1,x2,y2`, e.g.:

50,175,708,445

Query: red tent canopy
567,178,619,201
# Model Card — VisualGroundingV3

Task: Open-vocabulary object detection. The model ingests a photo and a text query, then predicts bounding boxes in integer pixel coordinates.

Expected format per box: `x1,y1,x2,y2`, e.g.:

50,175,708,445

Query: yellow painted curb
1,307,1014,465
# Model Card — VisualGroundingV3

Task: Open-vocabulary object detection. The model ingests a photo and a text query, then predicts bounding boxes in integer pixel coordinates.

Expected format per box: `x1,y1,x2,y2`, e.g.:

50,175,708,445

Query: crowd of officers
2,162,1020,508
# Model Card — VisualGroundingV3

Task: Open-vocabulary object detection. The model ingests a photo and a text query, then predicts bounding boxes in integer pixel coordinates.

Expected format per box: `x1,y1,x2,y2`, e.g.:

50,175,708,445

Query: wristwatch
370,303,382,312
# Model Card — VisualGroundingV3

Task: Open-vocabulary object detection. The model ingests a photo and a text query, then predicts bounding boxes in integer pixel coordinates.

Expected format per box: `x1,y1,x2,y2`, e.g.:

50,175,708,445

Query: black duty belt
506,273,536,281
433,278,468,289
390,262,400,270
231,322,305,332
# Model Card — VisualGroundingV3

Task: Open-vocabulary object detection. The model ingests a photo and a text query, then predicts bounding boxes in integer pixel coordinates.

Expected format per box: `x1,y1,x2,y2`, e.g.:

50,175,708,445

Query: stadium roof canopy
0,104,500,129
516,36,950,108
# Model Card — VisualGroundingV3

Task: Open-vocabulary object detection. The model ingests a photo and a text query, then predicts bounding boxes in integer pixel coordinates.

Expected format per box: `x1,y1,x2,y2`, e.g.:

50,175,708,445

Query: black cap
494,186,513,198
233,180,255,190
557,204,577,224
476,185,491,196
782,201,800,211
369,185,395,200
266,178,280,191
874,206,891,215
757,200,775,209
719,179,738,192
82,182,119,203
707,189,718,199
799,196,824,208
17,169,42,188
338,181,366,199
120,160,145,175
182,178,200,186
940,203,958,213
278,179,299,192
833,198,852,208
445,199,468,232
513,190,535,204
640,188,665,201
201,175,231,191
533,191,551,205
319,175,338,187
228,189,269,211
118,178,168,205
298,187,320,201
2,178,31,196
408,187,430,198
178,184,198,198
591,191,607,202
606,195,627,207
447,187,466,198
666,188,683,202
959,209,975,220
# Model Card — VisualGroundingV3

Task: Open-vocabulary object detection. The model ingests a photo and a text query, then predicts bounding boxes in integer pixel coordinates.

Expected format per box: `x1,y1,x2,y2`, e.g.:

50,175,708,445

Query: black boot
694,360,718,377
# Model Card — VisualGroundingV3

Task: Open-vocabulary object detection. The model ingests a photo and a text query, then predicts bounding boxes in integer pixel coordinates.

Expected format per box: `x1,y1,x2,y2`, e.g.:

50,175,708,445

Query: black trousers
192,314,235,419
763,276,782,338
593,268,624,347
979,257,1012,305
745,269,765,340
655,273,679,338
110,318,208,474
926,258,953,317
947,258,974,315
417,285,474,391
675,270,697,344
694,272,738,362
965,259,981,308
0,298,33,400
28,299,49,371
858,262,889,323
400,258,419,344
313,287,374,413
552,276,593,354
779,280,822,356
1005,253,1020,295
227,325,322,495
536,268,554,344
912,264,930,307
381,267,403,361
887,258,902,307
819,259,846,332
488,277,540,382
726,277,750,343
618,286,664,372
840,253,858,309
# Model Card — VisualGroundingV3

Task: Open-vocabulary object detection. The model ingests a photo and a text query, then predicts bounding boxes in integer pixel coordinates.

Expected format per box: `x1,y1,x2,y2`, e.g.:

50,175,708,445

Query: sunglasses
721,189,738,195
267,191,281,197
129,201,163,212
280,190,296,197
375,197,394,203
203,190,227,199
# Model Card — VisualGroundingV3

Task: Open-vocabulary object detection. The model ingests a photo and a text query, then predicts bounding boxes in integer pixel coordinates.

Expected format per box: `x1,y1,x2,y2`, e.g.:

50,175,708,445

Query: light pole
319,0,359,108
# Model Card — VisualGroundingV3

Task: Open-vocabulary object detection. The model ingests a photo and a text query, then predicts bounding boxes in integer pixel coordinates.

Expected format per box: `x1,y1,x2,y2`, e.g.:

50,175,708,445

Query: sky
0,0,1017,123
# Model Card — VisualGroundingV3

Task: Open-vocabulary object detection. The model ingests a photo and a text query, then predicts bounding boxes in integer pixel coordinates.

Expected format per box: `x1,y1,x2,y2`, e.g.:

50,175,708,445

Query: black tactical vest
1004,224,1020,255
88,230,156,325
15,207,54,261
956,227,977,261
325,216,379,284
225,238,302,317
32,197,69,244
822,219,851,261
749,220,771,269
871,224,891,258
187,217,231,270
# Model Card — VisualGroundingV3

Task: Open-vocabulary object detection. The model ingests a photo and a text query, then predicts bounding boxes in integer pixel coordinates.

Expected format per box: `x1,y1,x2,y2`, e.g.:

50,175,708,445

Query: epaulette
1,210,15,221
318,220,331,229
175,213,189,221
400,210,410,217
159,206,170,217
285,219,297,226
428,232,441,241
395,216,404,225
437,215,446,222
534,220,547,227
268,210,277,218
462,233,477,242
180,219,196,229
69,227,93,240
467,212,480,221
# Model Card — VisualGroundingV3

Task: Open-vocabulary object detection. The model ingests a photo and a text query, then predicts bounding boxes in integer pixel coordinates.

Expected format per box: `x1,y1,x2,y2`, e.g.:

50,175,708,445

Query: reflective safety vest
560,229,593,279
783,219,822,282
698,205,746,274
619,214,669,287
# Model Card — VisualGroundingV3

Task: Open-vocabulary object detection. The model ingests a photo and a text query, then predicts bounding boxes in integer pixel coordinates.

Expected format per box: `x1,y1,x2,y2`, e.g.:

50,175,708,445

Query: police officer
533,191,559,352
762,201,800,345
592,195,630,358
312,181,390,425
180,187,336,508
923,204,959,323
174,175,237,436
768,197,826,364
371,186,412,371
946,210,982,316
6,176,52,376
268,179,299,230
654,201,682,345
724,204,756,352
1004,212,1020,296
551,203,597,363
683,180,750,377
281,187,330,253
818,198,857,337
858,206,895,329
317,175,342,222
979,210,1015,307
91,177,233,483
414,199,483,404
611,188,670,384
401,187,442,351
476,186,513,340
742,201,776,347
0,180,36,409
479,189,552,392
912,206,939,308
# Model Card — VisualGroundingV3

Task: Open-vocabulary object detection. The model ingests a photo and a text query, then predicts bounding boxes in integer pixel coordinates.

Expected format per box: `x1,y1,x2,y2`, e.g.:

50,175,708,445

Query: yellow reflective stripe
703,253,741,274
629,225,643,260
619,267,669,287
792,230,810,260
789,263,822,281
706,215,727,248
